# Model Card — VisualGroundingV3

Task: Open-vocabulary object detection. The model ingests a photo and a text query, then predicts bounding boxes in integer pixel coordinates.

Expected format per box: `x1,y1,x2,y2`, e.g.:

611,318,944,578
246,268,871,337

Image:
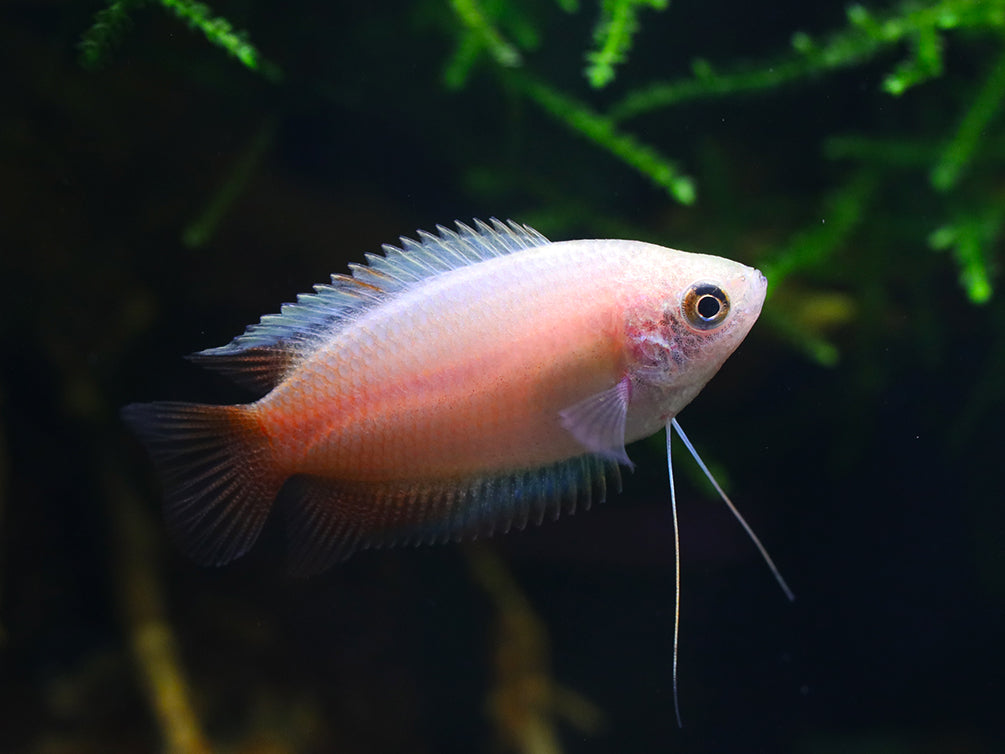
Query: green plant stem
610,0,1005,122
450,0,523,67
586,0,668,89
159,0,281,81
761,170,878,291
515,73,695,204
79,0,147,70
183,117,276,249
930,205,1002,303
931,45,1005,191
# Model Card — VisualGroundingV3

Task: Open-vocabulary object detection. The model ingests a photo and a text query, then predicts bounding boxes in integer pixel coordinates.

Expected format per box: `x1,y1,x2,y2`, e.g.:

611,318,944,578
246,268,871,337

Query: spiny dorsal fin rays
666,418,795,727
357,219,550,293
187,275,384,396
189,219,551,393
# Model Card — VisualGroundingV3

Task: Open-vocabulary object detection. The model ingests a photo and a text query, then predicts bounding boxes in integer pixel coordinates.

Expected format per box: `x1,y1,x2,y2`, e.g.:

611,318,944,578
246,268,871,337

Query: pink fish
124,219,791,721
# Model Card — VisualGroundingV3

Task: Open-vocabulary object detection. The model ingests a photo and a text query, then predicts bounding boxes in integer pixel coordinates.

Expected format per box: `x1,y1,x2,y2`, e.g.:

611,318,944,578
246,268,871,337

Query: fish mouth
727,266,768,318
740,266,768,290
730,266,768,299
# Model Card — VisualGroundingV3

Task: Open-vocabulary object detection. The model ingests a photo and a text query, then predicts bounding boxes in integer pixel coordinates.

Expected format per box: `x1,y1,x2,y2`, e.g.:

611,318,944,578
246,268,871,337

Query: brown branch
466,545,603,754
103,460,213,754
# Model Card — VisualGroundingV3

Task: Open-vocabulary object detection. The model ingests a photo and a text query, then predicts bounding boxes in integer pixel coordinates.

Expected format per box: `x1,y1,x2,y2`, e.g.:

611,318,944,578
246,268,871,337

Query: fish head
620,245,767,442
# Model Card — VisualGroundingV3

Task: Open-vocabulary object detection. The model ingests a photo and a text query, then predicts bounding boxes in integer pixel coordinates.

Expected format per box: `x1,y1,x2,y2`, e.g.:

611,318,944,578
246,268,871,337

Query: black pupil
696,294,721,319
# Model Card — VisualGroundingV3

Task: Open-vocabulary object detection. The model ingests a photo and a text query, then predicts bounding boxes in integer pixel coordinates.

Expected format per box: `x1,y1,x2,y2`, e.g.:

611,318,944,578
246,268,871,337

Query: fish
123,218,791,723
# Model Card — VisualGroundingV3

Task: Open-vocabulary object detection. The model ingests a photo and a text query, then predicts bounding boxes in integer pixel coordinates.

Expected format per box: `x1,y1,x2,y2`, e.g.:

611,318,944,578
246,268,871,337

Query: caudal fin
121,401,284,566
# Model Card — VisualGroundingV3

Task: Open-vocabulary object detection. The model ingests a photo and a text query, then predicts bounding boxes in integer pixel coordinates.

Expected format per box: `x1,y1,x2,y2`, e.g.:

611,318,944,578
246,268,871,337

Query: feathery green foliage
930,210,1001,305
160,0,280,81
759,172,879,364
449,0,524,69
584,0,668,89
79,0,280,80
182,118,277,249
610,0,1005,119
75,0,1005,342
516,73,695,204
79,0,145,70
471,0,1001,315
760,172,879,295
930,47,1005,191
443,0,543,88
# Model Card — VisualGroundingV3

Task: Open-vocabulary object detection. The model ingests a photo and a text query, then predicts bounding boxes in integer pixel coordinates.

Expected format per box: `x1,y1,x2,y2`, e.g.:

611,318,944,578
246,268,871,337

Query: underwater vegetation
1,0,1003,752
80,0,1005,342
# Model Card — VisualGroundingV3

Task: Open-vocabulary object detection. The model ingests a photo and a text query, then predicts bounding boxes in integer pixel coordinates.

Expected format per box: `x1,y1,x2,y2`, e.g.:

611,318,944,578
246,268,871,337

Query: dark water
2,0,1003,752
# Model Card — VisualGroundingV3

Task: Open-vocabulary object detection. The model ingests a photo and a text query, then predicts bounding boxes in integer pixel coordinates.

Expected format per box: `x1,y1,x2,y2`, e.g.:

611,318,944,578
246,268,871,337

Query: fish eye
681,283,730,331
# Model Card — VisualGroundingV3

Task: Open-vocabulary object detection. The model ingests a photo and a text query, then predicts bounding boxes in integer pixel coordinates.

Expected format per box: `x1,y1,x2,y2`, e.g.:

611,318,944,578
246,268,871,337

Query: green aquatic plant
442,0,694,203
584,0,668,89
447,0,525,71
437,0,1005,353
442,0,542,88
79,0,280,80
929,47,1005,192
759,171,879,365
608,0,1005,117
930,209,1001,305
78,0,143,70
514,72,696,205
76,0,1005,336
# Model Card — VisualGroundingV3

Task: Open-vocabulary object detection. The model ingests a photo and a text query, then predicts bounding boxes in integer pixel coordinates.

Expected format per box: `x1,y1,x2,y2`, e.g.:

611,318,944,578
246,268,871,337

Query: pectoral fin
558,376,633,467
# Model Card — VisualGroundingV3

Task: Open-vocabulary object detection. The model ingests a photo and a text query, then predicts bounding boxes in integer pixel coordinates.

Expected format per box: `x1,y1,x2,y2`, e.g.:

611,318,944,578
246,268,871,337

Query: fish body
123,220,767,574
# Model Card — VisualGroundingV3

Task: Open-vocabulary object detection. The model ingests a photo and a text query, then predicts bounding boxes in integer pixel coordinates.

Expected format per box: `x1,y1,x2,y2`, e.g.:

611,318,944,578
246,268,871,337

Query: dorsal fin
190,218,550,395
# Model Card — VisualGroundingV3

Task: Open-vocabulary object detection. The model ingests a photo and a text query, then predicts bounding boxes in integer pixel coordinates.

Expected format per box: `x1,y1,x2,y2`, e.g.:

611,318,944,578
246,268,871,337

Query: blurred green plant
514,71,696,204
439,0,1004,360
78,0,141,68
584,0,668,88
79,0,281,81
607,0,1005,116
76,0,1005,359
447,0,526,71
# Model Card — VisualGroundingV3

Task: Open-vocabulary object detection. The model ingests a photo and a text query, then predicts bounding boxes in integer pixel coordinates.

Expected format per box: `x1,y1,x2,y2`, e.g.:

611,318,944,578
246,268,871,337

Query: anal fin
283,455,621,576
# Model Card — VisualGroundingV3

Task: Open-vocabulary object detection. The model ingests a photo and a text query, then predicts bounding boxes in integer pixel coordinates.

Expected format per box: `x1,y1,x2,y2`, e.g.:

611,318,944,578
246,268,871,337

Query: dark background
1,0,1003,752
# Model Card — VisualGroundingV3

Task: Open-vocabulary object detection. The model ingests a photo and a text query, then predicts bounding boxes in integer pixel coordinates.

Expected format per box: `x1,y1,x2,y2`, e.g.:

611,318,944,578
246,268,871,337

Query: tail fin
121,401,284,566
